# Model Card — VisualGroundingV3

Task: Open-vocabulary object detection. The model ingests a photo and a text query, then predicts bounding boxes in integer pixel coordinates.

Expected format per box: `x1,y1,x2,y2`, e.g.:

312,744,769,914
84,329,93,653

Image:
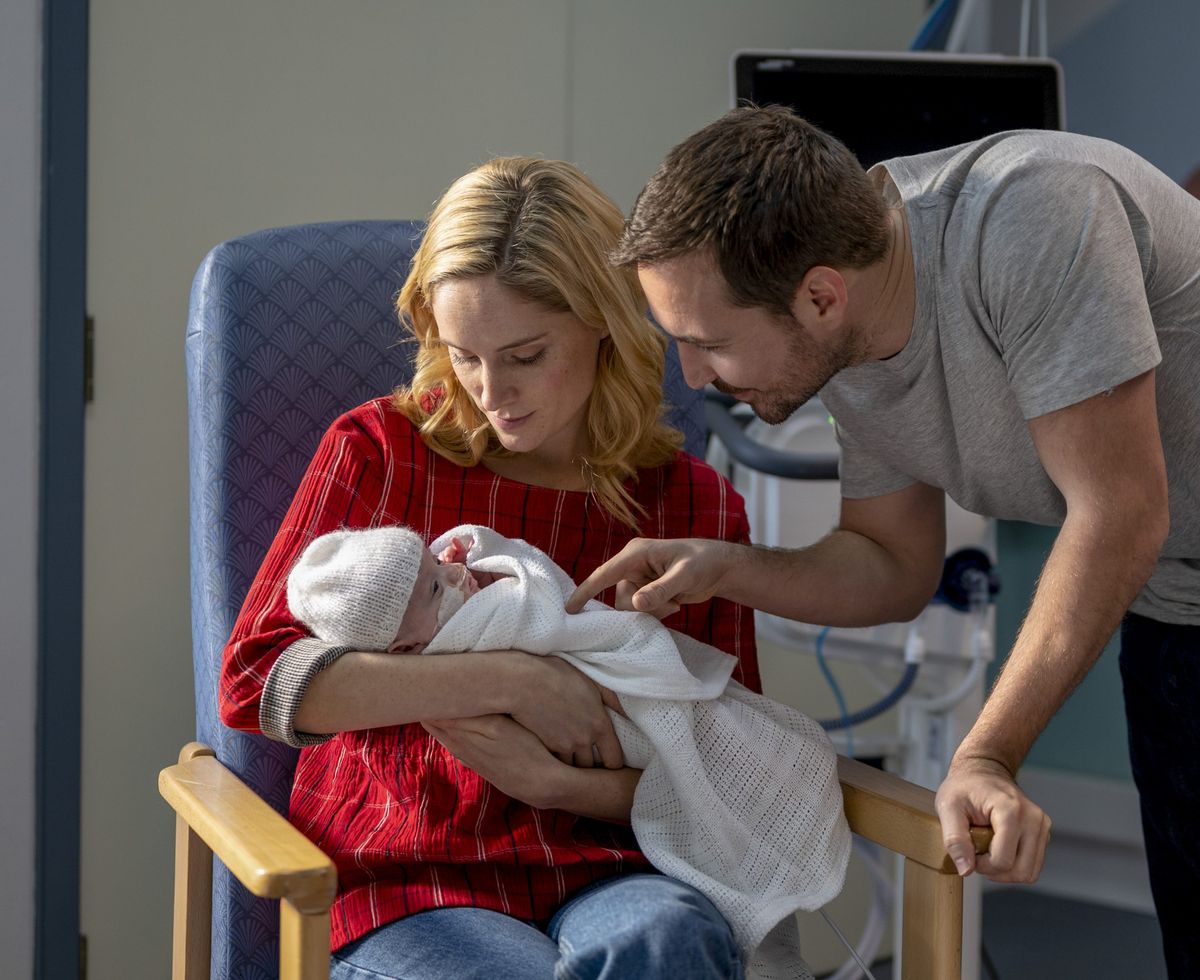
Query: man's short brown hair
613,105,889,315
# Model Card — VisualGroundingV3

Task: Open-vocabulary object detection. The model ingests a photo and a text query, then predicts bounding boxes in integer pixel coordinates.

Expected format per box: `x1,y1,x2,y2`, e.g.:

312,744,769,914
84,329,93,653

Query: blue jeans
1119,612,1200,980
329,873,742,980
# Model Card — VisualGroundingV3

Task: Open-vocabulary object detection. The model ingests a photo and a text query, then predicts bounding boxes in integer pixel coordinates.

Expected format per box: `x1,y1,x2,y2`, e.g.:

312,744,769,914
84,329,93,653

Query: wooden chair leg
280,899,331,980
901,857,963,980
172,815,213,980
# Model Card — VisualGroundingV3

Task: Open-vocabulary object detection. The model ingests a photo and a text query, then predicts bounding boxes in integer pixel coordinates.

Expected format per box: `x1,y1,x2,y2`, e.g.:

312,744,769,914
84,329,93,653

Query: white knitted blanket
425,526,850,980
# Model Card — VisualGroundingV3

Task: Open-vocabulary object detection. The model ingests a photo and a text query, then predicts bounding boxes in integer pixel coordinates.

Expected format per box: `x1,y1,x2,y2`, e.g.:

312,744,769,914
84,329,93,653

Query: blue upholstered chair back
185,219,706,979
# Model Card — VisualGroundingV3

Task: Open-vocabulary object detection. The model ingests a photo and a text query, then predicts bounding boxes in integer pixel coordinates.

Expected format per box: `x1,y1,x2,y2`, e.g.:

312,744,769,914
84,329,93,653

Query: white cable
1038,0,1049,57
903,618,926,665
1019,0,1032,57
820,910,879,980
907,593,990,712
821,839,891,980
906,655,986,714
857,657,907,696
946,0,978,53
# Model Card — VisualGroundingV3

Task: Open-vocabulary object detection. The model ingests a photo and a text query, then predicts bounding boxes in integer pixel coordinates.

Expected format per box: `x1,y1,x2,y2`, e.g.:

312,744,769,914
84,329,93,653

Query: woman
220,157,761,980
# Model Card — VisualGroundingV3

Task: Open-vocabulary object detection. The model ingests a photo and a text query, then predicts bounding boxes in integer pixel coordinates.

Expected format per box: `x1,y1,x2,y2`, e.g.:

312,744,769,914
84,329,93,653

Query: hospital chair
160,220,992,980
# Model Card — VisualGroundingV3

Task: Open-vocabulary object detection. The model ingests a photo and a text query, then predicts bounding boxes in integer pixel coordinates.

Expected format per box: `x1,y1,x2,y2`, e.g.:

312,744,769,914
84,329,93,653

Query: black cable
703,391,839,480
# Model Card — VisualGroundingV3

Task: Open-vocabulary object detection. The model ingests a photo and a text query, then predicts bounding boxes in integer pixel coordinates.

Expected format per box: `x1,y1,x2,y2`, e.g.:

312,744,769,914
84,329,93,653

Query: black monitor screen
733,52,1063,169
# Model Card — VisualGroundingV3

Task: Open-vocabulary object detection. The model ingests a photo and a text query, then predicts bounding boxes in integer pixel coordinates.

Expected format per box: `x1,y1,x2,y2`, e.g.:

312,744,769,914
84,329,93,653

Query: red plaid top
220,397,759,950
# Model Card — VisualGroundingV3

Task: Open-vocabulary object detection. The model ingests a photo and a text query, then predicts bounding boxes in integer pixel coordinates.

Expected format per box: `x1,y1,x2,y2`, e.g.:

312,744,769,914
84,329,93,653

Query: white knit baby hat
287,525,426,650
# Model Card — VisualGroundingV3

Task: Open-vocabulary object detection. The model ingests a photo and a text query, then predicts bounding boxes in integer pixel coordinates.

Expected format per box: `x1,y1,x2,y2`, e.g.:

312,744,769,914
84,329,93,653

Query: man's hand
566,537,737,617
508,655,625,769
935,756,1051,882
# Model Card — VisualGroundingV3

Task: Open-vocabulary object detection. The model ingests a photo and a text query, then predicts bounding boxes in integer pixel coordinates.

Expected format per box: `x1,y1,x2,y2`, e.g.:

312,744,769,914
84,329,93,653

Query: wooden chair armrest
838,755,993,873
158,742,336,915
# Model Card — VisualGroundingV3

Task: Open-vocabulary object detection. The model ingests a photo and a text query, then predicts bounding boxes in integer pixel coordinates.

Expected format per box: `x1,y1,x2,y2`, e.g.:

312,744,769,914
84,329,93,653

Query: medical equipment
730,49,1063,170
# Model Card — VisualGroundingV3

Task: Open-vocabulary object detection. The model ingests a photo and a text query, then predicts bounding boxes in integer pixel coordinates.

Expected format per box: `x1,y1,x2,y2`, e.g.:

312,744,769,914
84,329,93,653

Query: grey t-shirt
819,130,1200,623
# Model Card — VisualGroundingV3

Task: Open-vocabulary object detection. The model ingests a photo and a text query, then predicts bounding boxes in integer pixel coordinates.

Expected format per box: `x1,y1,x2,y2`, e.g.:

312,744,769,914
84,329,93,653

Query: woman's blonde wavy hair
394,156,683,528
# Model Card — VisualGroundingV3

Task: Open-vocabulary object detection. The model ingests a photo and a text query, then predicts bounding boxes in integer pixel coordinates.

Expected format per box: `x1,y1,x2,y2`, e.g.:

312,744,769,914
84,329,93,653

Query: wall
83,2,923,976
1054,0,1200,183
0,0,40,975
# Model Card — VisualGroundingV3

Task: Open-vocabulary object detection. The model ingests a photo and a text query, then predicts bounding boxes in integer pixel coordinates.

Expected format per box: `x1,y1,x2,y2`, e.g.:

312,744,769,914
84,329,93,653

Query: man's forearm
954,511,1163,775
716,529,938,627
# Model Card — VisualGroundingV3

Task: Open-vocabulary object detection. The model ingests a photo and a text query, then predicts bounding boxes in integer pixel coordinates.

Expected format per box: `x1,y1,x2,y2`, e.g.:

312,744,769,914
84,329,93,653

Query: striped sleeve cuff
260,637,355,748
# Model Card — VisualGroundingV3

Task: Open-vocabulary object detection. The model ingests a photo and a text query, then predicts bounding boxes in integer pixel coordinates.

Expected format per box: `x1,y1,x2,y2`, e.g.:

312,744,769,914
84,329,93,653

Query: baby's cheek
436,586,468,629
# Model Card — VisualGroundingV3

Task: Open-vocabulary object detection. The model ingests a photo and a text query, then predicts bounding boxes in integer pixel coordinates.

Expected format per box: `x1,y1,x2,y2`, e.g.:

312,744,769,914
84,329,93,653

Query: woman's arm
296,650,624,768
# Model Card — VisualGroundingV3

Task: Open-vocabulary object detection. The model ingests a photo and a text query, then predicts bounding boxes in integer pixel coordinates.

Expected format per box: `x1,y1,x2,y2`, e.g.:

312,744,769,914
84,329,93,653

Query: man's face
638,252,852,425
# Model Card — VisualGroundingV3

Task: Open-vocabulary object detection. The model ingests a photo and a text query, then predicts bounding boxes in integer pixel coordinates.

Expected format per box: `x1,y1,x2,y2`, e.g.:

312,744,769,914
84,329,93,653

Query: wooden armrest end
159,743,336,914
838,755,992,873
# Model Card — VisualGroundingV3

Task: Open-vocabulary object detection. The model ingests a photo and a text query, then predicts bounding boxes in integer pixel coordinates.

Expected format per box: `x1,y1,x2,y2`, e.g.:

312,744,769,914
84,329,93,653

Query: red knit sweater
220,397,759,950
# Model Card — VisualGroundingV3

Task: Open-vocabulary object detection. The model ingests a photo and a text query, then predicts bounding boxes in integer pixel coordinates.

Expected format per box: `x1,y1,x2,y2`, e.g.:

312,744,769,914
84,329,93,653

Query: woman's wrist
540,764,640,822
493,651,537,714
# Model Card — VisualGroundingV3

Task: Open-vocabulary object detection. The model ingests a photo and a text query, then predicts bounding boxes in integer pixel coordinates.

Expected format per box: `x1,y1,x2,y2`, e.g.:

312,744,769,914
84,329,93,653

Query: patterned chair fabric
185,219,706,979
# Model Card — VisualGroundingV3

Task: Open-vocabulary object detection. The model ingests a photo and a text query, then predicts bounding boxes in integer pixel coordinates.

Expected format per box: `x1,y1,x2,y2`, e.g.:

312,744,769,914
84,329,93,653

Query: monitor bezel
730,49,1065,130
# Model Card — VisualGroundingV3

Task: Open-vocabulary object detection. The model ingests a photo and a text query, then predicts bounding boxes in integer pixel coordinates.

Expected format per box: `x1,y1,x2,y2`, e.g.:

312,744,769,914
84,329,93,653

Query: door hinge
84,315,94,403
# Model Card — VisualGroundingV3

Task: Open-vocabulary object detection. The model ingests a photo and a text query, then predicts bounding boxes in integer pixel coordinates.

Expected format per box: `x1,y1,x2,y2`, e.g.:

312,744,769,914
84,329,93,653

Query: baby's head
287,526,480,655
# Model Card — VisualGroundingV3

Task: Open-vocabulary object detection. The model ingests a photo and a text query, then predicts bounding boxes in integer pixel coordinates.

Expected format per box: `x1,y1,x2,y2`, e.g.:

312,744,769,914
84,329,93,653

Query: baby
286,523,848,980
286,525,501,655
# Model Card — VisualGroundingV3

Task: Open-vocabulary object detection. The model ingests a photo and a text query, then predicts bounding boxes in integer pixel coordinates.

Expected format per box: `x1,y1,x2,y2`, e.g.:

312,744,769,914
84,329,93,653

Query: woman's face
430,274,606,474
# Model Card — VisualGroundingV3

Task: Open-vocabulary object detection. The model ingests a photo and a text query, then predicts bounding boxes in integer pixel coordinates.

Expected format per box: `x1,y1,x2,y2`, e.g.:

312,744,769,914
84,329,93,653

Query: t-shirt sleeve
830,413,916,500
218,406,406,745
976,158,1162,420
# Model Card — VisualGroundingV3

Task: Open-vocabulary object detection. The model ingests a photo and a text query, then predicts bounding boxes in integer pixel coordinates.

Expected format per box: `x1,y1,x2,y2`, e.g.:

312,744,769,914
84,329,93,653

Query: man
567,106,1199,974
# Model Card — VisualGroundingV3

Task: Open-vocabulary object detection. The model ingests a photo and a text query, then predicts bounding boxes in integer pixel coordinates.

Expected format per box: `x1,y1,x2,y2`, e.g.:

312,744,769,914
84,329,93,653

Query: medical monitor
732,50,1063,168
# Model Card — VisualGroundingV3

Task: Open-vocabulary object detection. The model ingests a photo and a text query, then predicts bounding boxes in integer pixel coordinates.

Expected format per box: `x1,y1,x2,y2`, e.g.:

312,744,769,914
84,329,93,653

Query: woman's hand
508,655,625,769
423,714,562,807
424,714,640,821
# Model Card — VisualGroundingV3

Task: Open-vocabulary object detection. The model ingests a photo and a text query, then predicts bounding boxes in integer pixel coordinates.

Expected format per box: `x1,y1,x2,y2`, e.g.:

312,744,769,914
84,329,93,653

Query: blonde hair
394,156,682,528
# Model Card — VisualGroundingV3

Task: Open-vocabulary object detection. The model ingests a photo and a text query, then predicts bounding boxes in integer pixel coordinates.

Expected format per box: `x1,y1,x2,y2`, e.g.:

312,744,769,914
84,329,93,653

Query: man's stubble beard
750,320,865,425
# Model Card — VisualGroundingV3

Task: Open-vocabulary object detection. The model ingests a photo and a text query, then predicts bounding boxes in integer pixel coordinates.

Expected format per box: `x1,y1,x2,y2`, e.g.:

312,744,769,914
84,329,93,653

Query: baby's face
388,544,480,654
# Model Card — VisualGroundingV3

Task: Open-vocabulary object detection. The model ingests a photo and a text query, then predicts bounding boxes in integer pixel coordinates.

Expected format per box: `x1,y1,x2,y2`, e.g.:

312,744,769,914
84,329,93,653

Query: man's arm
937,369,1169,882
567,479,947,626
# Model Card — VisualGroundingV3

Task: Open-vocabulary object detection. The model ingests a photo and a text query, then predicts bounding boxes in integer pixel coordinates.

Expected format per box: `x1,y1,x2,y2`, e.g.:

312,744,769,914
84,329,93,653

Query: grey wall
0,0,40,975
1055,0,1200,180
